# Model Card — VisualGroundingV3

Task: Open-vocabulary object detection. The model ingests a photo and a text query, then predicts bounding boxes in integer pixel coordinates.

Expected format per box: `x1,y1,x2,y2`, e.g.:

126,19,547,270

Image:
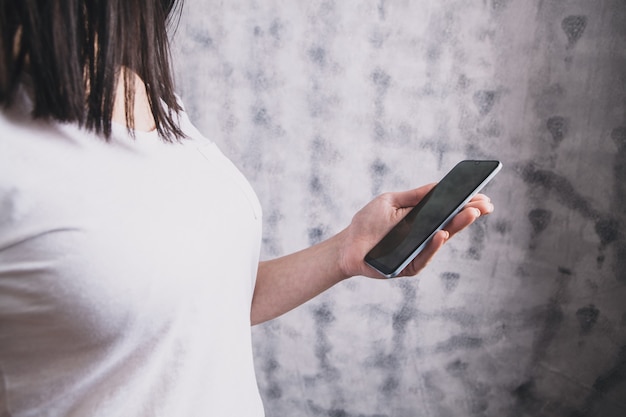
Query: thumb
386,183,436,209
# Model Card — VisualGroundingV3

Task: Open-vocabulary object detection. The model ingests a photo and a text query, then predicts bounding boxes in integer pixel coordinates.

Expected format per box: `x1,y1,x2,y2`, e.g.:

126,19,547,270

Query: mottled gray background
172,1,626,416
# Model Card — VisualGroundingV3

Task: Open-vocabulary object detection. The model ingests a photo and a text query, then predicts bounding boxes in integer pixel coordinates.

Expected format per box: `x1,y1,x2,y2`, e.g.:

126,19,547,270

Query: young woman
0,1,494,416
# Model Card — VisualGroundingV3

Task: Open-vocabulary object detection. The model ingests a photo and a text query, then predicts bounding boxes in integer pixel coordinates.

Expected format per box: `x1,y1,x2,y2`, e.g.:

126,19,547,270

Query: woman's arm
250,184,494,325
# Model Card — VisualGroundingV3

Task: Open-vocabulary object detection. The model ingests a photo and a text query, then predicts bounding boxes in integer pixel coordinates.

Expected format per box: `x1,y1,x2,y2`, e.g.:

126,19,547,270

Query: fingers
445,207,480,238
362,188,495,279
467,193,493,211
470,193,490,202
444,199,494,239
396,196,495,277
398,230,448,277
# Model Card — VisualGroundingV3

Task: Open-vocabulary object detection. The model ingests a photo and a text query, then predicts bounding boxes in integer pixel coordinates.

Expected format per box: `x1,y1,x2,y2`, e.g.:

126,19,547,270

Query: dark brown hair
0,0,185,140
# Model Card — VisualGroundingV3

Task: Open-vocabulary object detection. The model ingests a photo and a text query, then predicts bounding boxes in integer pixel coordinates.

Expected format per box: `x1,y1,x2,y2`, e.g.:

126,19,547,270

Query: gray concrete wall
173,1,626,416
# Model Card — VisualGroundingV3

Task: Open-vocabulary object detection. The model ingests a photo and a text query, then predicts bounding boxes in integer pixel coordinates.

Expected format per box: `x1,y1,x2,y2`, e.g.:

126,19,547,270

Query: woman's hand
337,184,495,279
252,184,494,324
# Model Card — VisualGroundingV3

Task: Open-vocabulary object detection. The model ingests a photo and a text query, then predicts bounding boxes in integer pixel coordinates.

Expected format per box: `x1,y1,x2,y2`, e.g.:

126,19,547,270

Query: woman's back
0,87,265,416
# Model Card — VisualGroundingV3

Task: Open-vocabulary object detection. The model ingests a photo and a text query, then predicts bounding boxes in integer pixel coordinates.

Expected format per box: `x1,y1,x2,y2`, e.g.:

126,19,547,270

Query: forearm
250,229,351,325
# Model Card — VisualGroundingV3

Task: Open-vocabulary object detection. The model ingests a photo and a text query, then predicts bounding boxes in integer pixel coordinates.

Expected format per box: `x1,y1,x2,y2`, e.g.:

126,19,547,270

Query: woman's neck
111,69,156,133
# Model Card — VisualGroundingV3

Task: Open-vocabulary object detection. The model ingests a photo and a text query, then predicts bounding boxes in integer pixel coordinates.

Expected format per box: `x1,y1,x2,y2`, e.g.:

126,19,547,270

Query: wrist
333,228,358,280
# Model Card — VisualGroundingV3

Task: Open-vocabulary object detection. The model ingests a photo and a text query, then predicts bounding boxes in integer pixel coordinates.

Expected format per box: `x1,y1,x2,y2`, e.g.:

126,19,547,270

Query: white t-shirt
0,91,265,416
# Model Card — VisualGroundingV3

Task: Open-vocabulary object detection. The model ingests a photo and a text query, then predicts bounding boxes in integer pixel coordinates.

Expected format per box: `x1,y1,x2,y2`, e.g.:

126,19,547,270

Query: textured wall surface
173,1,626,416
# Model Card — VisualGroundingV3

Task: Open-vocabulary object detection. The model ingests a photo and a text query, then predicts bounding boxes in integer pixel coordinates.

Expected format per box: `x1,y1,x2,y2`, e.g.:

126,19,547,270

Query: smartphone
364,160,502,278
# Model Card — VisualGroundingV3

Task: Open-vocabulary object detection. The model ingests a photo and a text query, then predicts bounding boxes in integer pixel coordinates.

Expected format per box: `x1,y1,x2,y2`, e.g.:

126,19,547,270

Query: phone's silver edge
376,161,503,279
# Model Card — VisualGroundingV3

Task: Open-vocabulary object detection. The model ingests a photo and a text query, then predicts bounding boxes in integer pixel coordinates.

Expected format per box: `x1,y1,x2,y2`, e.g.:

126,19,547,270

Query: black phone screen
364,160,501,278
